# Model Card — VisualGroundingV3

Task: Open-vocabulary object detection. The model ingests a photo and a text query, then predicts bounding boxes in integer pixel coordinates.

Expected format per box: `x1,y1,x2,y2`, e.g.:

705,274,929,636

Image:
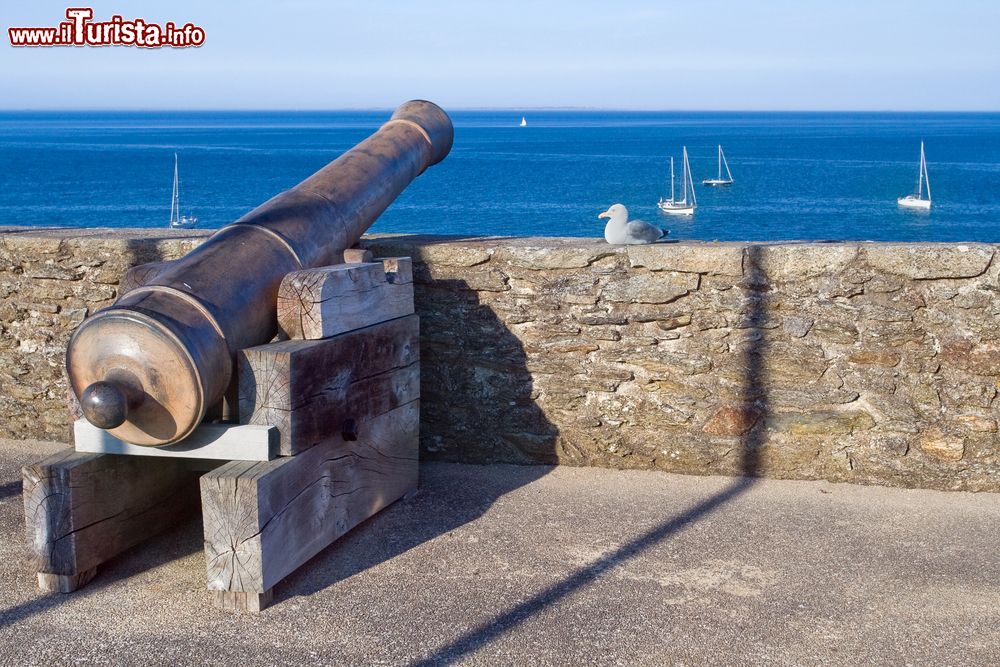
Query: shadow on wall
405,246,773,666
277,277,559,603
418,279,560,464
123,237,167,275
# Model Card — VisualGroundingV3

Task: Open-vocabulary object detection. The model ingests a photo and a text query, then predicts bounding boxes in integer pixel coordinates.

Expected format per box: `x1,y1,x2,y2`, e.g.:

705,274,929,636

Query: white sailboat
169,153,197,229
702,144,734,186
658,146,697,215
519,116,527,127
897,141,931,210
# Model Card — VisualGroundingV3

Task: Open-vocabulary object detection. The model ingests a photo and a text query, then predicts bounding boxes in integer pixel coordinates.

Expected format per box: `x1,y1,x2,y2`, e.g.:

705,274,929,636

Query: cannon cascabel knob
80,381,130,429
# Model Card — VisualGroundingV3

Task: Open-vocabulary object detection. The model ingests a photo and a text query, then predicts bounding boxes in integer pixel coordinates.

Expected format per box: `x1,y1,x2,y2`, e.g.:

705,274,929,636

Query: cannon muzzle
67,100,453,446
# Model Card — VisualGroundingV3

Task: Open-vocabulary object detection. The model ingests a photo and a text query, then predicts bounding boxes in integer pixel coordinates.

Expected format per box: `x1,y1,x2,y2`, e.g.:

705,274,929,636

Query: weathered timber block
210,589,275,613
74,420,277,461
23,450,201,589
380,256,413,284
276,259,414,340
201,400,419,606
38,568,98,593
342,247,373,264
239,315,420,455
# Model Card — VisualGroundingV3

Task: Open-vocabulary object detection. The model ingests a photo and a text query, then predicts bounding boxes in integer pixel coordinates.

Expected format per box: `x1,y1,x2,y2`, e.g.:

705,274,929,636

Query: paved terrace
0,438,998,666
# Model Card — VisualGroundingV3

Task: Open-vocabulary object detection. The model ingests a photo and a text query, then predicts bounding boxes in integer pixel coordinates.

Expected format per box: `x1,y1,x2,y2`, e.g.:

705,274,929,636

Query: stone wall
0,228,207,439
3,228,999,491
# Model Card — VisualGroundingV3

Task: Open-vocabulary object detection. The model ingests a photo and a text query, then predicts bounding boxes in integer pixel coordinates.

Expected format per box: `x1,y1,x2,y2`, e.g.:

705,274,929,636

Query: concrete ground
0,439,998,666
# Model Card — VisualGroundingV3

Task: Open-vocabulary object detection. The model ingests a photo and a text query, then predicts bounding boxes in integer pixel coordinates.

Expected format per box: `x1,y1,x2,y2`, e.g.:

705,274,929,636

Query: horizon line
0,106,998,114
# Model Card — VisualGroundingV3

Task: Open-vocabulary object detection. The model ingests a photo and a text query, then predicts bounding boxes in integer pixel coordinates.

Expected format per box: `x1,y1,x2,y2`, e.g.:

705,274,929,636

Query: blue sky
1,0,998,110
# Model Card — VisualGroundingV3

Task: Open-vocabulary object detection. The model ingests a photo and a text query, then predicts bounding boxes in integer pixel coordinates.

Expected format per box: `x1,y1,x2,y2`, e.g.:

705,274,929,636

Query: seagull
598,204,668,245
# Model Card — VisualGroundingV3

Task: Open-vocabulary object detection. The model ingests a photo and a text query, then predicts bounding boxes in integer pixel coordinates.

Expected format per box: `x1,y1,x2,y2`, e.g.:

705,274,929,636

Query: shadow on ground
0,511,202,629
0,481,21,500
406,246,772,666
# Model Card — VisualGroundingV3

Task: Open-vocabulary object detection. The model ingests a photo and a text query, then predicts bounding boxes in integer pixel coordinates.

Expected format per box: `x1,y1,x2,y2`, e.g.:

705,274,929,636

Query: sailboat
897,141,931,210
519,116,527,127
169,153,198,229
658,146,697,215
702,144,733,186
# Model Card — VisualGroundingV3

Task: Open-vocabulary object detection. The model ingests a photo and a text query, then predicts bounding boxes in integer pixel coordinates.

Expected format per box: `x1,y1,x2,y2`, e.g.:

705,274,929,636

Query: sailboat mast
684,146,694,204
171,154,179,224
687,148,697,207
917,142,925,199
922,142,931,201
670,157,675,203
718,145,722,180
680,148,687,205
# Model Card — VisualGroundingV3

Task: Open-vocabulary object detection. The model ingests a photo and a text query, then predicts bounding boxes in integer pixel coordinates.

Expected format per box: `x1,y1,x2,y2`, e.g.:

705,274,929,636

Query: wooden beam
276,259,414,340
200,400,419,610
379,257,413,284
342,247,373,264
74,420,277,461
22,450,202,592
239,315,420,455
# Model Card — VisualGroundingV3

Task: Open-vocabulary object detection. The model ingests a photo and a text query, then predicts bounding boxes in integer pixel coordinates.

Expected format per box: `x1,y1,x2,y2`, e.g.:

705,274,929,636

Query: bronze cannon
67,100,453,446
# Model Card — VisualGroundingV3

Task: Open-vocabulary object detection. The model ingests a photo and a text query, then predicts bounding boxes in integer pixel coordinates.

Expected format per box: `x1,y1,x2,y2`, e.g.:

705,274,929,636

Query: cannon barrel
67,100,453,446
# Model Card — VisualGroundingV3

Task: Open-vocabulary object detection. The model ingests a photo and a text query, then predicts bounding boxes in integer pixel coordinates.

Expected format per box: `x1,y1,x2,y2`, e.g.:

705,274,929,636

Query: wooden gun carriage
22,100,453,612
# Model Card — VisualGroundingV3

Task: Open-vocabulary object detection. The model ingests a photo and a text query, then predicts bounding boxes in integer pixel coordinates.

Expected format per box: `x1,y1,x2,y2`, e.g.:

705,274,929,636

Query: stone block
394,241,493,267
863,244,994,279
499,241,622,270
919,430,966,461
768,410,876,436
702,404,761,436
783,316,813,338
626,244,745,276
751,244,859,282
602,272,699,304
810,319,860,344
848,349,902,367
952,414,998,433
940,338,1000,376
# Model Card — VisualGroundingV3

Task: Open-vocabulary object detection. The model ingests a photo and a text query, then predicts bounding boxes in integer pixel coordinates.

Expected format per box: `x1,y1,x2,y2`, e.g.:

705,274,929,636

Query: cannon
66,100,453,446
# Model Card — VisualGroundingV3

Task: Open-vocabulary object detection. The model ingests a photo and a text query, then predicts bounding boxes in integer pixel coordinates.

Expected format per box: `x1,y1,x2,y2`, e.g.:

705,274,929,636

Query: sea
1,111,999,242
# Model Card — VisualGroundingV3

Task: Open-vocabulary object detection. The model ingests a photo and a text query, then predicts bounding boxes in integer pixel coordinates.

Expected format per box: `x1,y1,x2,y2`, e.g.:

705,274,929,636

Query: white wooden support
74,420,277,461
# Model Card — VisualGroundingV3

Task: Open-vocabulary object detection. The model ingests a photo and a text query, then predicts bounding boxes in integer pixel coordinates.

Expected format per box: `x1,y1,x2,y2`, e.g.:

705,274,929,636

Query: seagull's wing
625,220,666,244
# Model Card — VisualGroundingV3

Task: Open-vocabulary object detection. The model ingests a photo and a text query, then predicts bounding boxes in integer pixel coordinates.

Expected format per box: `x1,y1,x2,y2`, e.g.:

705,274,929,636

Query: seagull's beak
598,210,610,219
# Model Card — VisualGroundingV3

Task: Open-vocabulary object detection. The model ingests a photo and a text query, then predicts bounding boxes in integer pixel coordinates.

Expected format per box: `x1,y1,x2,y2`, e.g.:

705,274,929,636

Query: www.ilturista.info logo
8,8,205,48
